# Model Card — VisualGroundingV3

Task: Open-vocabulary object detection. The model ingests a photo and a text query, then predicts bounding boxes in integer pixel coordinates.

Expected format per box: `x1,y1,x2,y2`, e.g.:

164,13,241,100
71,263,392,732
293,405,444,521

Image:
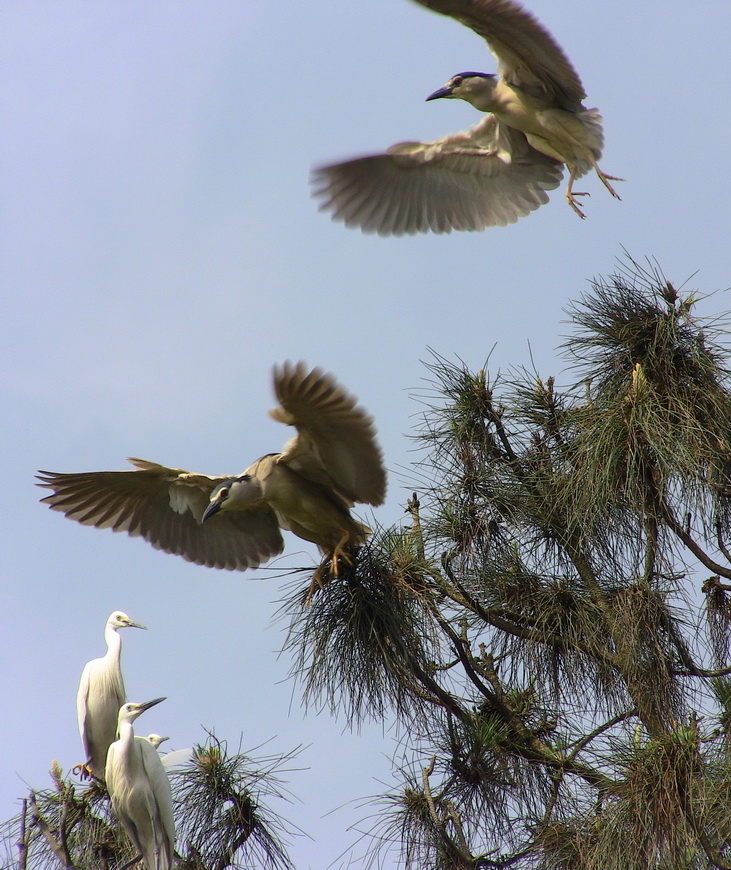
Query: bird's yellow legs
72,762,95,780
566,150,623,218
305,532,354,605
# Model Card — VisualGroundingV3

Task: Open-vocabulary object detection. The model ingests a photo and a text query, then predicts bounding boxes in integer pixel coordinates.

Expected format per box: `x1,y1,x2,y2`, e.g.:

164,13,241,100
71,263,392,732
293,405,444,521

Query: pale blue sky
3,1,731,867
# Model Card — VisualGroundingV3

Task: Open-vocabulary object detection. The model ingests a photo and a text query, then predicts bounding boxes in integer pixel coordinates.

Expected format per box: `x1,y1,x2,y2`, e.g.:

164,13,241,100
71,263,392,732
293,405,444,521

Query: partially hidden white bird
75,610,146,781
106,698,175,870
312,0,622,234
37,362,386,596
146,734,195,770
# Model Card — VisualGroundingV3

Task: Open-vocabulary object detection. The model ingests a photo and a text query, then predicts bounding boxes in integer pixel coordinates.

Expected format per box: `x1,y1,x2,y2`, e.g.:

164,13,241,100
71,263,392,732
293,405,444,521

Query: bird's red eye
452,76,463,86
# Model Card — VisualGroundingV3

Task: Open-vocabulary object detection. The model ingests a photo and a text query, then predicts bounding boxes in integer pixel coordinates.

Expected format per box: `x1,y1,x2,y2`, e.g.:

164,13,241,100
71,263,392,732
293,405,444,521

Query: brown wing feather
270,362,386,505
37,460,283,570
412,0,587,108
312,118,563,235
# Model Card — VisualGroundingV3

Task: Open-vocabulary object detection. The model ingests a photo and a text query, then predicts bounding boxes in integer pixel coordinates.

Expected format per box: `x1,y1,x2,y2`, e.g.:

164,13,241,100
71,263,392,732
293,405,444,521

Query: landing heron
38,362,386,595
313,0,621,233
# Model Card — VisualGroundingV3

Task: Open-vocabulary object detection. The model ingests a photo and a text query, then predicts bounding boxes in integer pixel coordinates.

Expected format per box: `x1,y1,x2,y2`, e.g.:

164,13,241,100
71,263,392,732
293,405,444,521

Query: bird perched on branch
106,698,175,870
74,610,146,782
313,0,621,234
37,363,386,596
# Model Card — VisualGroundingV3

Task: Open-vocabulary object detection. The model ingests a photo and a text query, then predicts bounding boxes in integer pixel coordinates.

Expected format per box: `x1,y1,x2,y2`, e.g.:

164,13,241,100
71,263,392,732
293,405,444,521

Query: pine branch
28,791,75,869
662,500,731,581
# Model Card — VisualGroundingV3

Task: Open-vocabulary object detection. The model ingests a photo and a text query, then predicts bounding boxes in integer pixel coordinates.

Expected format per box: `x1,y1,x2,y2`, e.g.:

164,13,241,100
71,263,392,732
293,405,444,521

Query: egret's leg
72,762,95,781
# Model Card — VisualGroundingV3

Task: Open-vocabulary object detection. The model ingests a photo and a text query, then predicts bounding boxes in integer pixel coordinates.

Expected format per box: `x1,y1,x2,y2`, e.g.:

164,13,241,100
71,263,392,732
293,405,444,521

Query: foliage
7,258,731,869
0,738,298,870
284,258,731,869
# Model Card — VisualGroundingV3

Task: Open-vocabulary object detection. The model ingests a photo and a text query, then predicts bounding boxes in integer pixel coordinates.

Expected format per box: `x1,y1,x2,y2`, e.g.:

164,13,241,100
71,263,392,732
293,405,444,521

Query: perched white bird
75,610,146,781
106,698,175,870
313,0,621,234
38,362,386,591
146,734,194,769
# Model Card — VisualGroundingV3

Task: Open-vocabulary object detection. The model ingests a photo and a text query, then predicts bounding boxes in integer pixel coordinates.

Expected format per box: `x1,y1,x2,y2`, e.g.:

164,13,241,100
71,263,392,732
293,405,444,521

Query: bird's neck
485,81,550,135
104,626,122,663
117,720,136,757
459,78,506,113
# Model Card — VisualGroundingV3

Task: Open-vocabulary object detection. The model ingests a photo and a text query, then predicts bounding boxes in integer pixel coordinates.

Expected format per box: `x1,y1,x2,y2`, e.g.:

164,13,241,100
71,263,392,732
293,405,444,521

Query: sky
3,0,731,867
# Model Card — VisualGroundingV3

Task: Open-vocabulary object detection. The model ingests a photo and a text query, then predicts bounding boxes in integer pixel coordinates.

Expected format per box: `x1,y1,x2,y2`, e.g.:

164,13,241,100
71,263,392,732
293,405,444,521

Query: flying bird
106,698,175,870
312,0,621,234
38,362,386,595
74,610,146,781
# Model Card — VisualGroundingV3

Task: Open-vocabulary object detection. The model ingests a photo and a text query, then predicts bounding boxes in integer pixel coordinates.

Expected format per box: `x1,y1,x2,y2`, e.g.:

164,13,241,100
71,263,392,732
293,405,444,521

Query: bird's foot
72,762,94,781
329,546,353,577
303,548,355,606
597,171,623,200
304,561,331,606
566,190,589,219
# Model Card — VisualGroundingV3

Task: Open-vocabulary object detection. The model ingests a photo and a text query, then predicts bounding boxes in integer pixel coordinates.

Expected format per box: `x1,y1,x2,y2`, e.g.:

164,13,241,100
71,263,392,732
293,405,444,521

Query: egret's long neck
104,625,122,664
116,719,139,770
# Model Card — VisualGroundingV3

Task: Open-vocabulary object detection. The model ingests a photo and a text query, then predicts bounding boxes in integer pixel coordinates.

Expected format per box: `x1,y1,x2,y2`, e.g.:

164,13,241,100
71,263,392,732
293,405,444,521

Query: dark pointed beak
140,697,166,713
426,85,453,101
127,620,147,630
202,498,222,523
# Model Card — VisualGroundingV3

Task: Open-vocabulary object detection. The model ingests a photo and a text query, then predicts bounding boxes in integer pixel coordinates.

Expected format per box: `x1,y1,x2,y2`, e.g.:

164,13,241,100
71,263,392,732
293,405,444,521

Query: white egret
38,362,386,592
146,734,194,769
75,610,146,781
313,0,621,233
106,698,175,870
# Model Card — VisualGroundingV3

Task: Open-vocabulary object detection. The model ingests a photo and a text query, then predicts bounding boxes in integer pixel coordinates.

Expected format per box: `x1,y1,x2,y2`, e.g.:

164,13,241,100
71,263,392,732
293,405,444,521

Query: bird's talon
567,196,587,219
73,762,94,780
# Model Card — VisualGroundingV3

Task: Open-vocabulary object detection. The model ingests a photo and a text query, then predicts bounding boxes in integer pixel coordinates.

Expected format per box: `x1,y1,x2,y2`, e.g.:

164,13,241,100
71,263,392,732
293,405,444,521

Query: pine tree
286,258,731,869
7,259,731,869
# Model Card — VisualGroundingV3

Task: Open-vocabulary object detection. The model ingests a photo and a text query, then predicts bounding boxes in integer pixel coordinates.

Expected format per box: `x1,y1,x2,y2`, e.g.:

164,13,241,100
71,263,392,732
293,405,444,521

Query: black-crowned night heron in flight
312,0,621,234
74,610,146,782
106,698,175,870
37,362,386,597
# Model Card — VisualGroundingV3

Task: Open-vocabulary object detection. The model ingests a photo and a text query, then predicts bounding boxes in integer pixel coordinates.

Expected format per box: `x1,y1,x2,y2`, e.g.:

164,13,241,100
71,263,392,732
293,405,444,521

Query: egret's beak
127,620,147,630
140,697,166,714
426,84,454,101
202,498,222,523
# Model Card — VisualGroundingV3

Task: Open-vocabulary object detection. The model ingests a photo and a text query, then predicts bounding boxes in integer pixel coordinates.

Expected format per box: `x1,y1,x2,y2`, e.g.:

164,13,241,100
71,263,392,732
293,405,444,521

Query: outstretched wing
312,118,562,235
412,0,586,108
270,362,386,506
37,458,284,570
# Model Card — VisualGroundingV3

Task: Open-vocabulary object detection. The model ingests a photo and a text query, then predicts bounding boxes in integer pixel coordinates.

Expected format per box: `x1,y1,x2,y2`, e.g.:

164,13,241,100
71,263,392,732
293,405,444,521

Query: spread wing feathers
270,361,386,505
412,0,586,109
36,460,284,571
312,118,563,235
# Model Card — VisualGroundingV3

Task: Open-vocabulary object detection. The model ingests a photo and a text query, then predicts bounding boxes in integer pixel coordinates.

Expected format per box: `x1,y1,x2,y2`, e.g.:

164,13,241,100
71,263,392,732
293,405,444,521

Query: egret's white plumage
76,610,146,781
38,363,386,586
313,0,621,233
106,698,175,870
145,734,194,769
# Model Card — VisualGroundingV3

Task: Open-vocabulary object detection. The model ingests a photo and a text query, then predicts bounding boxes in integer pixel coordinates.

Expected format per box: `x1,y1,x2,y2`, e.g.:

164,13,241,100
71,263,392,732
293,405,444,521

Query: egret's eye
219,487,229,498
452,75,463,87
